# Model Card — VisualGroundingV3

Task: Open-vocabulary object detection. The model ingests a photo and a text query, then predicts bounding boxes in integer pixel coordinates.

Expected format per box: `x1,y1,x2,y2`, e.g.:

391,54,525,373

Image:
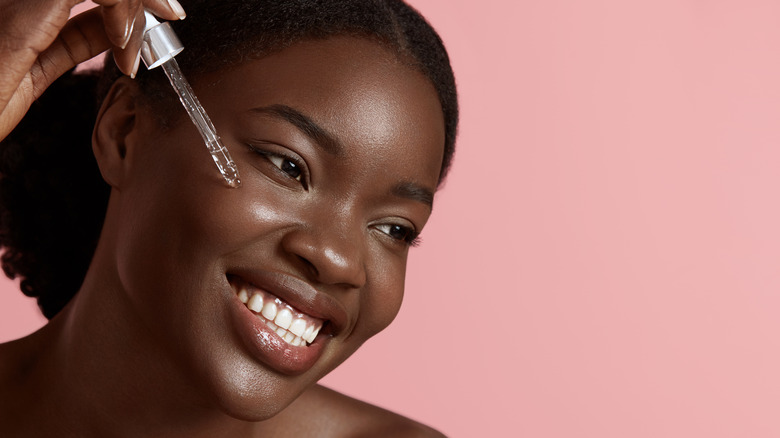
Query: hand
0,0,186,141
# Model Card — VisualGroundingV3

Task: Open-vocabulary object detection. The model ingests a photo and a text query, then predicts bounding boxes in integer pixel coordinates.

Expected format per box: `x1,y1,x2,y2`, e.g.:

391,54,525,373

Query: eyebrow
250,105,434,208
248,104,344,157
393,181,435,208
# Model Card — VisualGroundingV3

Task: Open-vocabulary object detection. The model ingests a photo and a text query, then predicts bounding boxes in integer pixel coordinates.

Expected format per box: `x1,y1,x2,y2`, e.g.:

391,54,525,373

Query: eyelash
246,144,421,248
374,223,422,247
246,144,308,188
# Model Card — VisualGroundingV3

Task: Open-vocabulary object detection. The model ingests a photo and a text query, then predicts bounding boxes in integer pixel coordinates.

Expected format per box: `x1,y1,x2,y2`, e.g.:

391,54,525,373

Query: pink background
3,1,780,436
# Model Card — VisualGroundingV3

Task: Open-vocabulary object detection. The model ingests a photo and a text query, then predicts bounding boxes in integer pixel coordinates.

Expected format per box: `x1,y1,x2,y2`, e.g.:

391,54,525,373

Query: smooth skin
0,4,447,437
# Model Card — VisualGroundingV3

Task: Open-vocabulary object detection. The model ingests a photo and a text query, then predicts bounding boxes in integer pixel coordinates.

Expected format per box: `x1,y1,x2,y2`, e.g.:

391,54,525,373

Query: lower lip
229,291,326,375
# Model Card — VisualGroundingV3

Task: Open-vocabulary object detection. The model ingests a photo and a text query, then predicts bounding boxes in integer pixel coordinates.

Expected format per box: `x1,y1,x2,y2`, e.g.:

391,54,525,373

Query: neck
0,247,258,437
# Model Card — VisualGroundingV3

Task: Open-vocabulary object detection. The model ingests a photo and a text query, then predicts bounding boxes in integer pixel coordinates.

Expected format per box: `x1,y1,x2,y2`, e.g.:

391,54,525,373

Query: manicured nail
129,49,141,79
167,0,187,20
119,20,131,49
119,14,137,49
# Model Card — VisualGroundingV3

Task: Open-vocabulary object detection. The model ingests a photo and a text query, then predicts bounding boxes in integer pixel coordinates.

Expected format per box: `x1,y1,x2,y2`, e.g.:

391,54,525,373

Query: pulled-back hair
0,0,458,319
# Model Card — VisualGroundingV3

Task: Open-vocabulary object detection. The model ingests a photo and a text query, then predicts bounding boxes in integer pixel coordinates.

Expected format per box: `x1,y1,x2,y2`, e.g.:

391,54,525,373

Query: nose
280,218,367,289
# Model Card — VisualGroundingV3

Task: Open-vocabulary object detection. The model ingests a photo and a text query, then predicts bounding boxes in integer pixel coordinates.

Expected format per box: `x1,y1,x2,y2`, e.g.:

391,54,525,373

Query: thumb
0,8,110,140
30,8,111,101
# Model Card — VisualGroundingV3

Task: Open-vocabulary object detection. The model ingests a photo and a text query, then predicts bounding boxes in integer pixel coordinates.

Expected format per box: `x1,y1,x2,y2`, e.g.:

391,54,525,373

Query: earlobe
92,77,139,188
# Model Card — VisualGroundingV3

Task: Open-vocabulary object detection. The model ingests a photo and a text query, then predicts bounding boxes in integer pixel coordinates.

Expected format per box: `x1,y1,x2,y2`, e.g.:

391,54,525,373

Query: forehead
194,36,446,188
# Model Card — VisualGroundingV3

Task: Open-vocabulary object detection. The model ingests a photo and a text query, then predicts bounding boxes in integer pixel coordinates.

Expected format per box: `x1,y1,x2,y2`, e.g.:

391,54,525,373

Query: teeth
261,302,277,321
275,308,293,330
305,325,321,343
289,318,306,337
238,288,249,304
233,280,326,348
302,325,314,342
247,294,263,313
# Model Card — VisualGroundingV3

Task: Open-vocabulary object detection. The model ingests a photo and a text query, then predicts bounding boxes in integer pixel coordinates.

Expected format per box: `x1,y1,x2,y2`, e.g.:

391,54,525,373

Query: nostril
280,226,366,288
296,255,319,278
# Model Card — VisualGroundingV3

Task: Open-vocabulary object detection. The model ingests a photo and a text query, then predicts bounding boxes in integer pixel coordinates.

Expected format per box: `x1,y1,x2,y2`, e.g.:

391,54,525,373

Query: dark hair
0,0,458,319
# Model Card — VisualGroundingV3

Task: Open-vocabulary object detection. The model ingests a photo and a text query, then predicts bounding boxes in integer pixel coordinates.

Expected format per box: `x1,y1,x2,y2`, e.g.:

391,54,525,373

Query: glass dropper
140,11,241,188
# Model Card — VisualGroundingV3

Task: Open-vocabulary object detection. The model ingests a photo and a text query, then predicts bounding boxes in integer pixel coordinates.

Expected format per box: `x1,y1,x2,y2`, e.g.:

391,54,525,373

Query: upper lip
227,268,348,336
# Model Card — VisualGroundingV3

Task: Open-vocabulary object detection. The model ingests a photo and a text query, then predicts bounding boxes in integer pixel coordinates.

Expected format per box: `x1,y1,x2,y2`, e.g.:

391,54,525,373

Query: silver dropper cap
140,11,184,69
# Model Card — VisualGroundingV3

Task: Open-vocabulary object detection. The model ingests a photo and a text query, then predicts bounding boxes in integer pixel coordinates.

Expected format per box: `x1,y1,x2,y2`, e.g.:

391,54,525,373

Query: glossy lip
226,269,348,375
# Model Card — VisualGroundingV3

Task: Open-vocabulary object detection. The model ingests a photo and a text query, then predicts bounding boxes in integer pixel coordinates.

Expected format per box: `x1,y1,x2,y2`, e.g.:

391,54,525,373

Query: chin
183,337,322,422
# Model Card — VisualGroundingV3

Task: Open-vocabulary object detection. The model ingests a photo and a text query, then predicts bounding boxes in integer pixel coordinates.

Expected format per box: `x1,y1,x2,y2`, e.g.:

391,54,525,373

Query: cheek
110,184,221,332
209,173,310,250
358,250,408,337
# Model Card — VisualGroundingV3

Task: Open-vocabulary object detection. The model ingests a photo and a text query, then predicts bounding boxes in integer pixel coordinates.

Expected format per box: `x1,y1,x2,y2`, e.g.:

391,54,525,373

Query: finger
142,0,186,21
97,0,185,76
0,7,110,140
111,6,145,77
31,8,111,100
99,0,133,49
0,0,75,113
93,0,184,46
92,0,185,21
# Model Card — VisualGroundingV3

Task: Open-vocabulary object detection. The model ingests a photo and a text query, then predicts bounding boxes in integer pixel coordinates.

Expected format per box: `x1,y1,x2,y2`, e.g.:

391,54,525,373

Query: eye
374,223,421,247
245,144,308,188
267,155,302,181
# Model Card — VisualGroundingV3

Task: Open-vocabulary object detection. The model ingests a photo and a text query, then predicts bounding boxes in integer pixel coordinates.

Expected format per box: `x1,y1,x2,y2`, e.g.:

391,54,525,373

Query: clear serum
140,11,241,188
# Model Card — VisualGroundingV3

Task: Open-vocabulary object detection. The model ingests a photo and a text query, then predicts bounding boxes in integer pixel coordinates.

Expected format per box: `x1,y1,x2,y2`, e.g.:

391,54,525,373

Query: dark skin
0,34,447,437
0,1,184,140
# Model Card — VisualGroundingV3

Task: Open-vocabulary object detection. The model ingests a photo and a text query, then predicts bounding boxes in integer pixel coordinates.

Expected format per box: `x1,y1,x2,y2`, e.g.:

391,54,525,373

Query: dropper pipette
140,11,241,188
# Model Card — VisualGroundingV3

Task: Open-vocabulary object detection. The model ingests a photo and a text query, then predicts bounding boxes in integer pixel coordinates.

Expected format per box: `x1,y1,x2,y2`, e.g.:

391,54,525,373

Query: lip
226,269,348,375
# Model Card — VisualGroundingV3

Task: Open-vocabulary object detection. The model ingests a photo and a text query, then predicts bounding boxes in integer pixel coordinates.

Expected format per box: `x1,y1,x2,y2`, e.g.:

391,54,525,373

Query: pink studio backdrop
3,1,780,436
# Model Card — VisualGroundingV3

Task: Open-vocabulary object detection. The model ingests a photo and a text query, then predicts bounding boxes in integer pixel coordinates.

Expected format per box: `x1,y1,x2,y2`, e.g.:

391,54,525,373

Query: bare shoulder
272,384,446,438
0,337,40,436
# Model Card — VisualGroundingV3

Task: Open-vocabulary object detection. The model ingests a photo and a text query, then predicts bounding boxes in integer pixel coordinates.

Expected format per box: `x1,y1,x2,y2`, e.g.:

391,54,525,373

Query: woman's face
106,36,444,419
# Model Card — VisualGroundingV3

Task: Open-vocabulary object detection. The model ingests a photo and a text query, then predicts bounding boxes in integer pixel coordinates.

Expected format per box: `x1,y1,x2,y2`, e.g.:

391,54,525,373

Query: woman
0,0,457,436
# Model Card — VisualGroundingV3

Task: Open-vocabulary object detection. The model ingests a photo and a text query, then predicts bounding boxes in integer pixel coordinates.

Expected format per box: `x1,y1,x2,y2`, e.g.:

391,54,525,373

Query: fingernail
119,14,137,49
119,20,131,49
129,49,141,79
167,0,187,20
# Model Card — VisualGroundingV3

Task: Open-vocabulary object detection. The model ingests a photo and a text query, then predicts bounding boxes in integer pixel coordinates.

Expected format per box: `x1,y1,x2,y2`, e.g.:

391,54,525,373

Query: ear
92,77,139,188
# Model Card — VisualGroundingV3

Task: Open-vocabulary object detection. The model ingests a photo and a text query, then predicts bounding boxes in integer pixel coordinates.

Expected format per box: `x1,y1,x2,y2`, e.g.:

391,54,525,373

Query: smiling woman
0,0,457,436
